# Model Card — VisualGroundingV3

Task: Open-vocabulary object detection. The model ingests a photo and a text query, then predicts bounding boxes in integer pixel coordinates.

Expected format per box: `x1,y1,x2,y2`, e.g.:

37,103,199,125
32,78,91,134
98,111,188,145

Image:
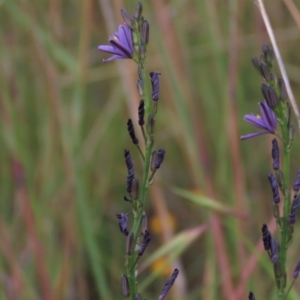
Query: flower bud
127,119,139,145
251,57,261,72
260,64,271,82
121,274,130,297
293,169,300,192
135,293,142,300
278,78,287,100
293,261,300,279
158,269,179,300
142,20,149,45
138,230,151,256
137,79,144,96
126,232,135,255
271,139,279,170
141,213,148,234
134,2,143,19
138,100,145,126
116,213,129,236
132,178,139,199
121,9,133,28
288,195,300,225
268,173,280,204
248,292,256,300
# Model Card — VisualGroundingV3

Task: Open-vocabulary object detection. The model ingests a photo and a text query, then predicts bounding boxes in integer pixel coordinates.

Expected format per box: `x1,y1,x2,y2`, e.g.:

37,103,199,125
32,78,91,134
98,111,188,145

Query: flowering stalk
99,3,177,299
242,44,299,299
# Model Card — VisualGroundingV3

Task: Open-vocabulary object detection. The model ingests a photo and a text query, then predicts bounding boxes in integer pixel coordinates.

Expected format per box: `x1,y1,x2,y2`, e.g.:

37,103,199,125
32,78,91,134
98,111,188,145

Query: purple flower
98,24,134,62
241,101,277,140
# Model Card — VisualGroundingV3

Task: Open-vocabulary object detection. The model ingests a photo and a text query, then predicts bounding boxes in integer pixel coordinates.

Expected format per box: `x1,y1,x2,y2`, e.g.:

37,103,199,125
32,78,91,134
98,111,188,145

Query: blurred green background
1,0,300,299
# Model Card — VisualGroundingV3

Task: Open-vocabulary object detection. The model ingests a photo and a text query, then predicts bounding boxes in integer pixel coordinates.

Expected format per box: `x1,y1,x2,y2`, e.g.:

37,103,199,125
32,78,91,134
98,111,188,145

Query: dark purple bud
268,173,280,204
248,292,256,300
262,44,274,66
261,83,269,101
132,178,139,199
260,64,271,82
288,195,300,225
125,150,135,193
154,148,166,169
135,293,142,300
147,114,156,134
124,196,131,202
150,71,161,101
121,274,130,297
150,150,157,171
262,224,271,251
286,102,291,128
158,269,179,300
116,213,129,236
121,9,133,28
138,100,145,126
270,238,278,263
293,170,300,192
267,86,278,108
138,230,151,256
278,78,287,100
126,232,134,255
271,139,279,170
137,79,144,96
293,261,300,278
275,170,285,191
134,2,143,20
142,20,149,45
127,119,139,145
141,213,148,234
251,57,261,72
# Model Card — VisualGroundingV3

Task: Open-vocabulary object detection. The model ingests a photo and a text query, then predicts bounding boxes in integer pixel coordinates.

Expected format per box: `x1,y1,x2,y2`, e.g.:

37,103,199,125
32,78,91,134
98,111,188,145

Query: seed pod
158,269,179,300
287,125,295,149
121,274,130,297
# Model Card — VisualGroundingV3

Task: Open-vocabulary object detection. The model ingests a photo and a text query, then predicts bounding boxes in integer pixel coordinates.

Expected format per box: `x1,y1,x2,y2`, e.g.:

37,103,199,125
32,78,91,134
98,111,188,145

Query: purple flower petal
241,100,277,141
99,24,134,62
240,131,269,140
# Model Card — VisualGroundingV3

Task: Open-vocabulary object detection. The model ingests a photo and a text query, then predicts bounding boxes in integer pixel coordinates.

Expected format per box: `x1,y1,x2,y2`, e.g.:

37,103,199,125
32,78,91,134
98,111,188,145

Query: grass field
1,0,300,299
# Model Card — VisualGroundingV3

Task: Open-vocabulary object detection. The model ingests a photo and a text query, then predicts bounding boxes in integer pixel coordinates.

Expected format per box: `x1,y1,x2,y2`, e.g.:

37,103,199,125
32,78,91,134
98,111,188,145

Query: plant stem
126,64,153,300
278,124,291,299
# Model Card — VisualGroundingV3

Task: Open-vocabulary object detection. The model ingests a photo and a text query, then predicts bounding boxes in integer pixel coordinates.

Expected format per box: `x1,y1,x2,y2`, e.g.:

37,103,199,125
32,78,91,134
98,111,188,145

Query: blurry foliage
0,0,300,299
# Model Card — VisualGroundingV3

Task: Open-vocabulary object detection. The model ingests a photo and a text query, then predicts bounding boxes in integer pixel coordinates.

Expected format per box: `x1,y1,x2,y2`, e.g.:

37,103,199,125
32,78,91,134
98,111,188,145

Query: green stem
126,64,154,300
278,125,291,299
